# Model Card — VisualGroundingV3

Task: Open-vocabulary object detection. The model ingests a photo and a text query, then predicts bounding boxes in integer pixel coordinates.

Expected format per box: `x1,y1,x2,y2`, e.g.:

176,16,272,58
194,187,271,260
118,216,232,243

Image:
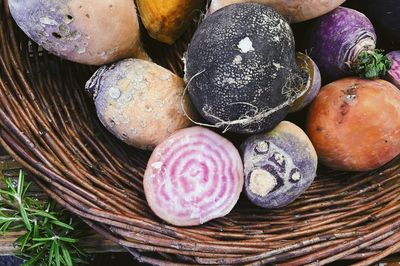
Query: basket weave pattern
1,3,400,265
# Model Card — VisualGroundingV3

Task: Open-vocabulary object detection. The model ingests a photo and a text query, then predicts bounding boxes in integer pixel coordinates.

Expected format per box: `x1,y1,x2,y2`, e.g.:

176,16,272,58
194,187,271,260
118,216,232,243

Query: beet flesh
185,3,304,134
144,126,244,226
307,7,376,82
386,51,400,89
241,121,317,209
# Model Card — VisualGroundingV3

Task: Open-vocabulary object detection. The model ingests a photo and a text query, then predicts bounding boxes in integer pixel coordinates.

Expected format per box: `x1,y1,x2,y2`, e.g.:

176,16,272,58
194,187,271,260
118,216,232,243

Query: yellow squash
136,0,203,44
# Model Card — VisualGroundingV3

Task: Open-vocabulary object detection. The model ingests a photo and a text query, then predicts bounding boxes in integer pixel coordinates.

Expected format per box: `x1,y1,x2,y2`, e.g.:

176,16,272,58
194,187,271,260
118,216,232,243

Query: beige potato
86,59,194,150
209,0,346,23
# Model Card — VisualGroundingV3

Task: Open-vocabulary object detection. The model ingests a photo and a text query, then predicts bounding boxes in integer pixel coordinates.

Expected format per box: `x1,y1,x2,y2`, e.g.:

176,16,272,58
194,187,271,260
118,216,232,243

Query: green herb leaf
19,229,32,252
17,171,24,196
55,241,61,266
33,219,39,238
50,219,74,231
61,243,73,266
1,171,88,265
19,203,32,231
58,236,78,243
352,49,392,79
0,189,16,198
49,240,56,266
22,248,46,266
29,210,58,221
26,241,46,250
33,237,56,242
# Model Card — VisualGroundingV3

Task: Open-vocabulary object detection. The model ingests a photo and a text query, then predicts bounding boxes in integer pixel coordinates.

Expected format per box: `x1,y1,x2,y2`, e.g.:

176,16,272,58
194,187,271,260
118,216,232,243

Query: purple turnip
8,0,147,65
307,7,391,81
241,121,317,209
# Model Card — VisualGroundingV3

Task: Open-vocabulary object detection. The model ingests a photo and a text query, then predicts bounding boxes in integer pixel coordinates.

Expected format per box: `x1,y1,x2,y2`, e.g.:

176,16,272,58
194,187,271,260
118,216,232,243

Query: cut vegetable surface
307,78,400,171
241,121,317,209
86,58,193,150
290,52,321,113
8,0,147,65
386,51,400,89
307,7,389,81
185,3,305,134
209,0,345,23
144,126,244,226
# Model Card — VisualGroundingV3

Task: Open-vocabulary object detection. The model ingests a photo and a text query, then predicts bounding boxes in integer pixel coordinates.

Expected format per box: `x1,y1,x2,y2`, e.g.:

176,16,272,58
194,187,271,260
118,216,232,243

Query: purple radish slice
307,7,390,81
144,126,244,226
386,51,400,89
289,52,321,113
241,121,317,209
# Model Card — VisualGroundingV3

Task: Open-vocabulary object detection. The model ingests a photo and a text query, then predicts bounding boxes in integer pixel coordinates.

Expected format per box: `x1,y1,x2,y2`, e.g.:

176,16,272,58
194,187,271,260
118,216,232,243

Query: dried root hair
182,69,307,133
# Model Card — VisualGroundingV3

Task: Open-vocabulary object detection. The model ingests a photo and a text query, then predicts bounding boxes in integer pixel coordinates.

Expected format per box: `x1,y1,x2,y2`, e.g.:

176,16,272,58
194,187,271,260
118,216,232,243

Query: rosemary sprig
0,171,88,266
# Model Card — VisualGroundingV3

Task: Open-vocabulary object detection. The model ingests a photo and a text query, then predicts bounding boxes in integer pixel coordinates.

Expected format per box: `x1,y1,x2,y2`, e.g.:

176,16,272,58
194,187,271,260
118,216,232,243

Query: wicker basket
1,2,400,265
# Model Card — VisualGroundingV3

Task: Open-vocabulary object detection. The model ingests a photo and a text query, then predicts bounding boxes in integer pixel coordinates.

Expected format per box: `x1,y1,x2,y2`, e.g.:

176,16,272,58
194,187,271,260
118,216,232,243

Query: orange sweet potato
306,77,400,171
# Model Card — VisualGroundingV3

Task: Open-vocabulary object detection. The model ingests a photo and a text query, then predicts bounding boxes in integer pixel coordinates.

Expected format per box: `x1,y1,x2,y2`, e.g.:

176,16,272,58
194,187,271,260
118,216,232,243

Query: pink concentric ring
144,127,244,226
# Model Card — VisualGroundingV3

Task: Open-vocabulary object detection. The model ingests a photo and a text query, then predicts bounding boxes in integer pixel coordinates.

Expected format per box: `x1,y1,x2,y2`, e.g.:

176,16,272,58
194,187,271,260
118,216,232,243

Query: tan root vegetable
9,0,147,65
307,78,400,171
136,0,203,44
86,59,194,150
209,0,346,23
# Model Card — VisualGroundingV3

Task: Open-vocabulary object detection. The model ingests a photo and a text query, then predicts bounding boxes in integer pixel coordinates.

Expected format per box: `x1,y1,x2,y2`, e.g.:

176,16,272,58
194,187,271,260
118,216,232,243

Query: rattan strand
1,2,400,265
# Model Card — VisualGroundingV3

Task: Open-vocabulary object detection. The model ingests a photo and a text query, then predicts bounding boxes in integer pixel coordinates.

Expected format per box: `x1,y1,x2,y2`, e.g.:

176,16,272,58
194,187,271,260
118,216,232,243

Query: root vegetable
85,58,193,150
307,78,400,171
144,126,244,226
386,51,400,89
241,121,317,208
289,52,321,113
185,3,305,134
136,0,203,44
307,7,390,81
209,0,345,23
8,0,147,65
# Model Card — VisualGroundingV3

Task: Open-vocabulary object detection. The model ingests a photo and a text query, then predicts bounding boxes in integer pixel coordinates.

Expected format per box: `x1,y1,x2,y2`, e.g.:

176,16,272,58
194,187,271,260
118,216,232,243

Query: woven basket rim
1,2,400,265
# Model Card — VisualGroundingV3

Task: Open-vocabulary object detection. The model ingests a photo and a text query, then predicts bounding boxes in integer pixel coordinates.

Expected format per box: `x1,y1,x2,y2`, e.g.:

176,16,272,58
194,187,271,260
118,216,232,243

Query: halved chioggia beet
143,126,244,226
209,0,345,23
307,7,391,82
241,121,317,209
386,51,400,89
289,52,321,113
185,3,306,135
8,0,147,65
85,58,194,151
307,78,400,172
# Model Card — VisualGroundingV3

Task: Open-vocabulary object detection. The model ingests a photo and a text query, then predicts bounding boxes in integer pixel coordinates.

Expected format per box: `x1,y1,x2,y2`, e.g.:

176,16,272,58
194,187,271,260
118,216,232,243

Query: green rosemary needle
0,171,87,266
